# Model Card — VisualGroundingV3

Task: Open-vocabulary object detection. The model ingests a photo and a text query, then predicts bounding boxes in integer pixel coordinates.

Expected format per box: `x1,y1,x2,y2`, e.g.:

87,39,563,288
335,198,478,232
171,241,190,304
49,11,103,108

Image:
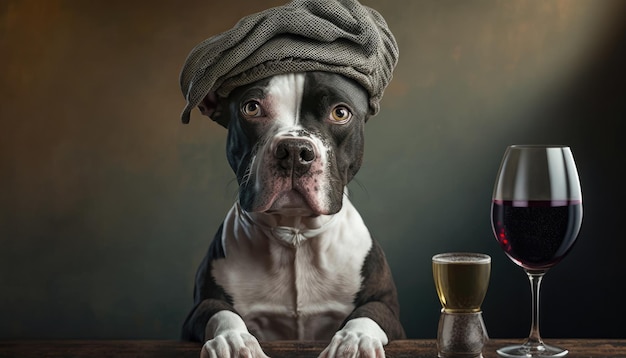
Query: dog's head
180,1,398,217
199,71,369,216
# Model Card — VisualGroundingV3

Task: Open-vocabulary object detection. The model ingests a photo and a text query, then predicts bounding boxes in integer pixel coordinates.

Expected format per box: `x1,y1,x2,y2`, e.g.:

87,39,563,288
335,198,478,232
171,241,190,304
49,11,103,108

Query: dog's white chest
211,199,373,341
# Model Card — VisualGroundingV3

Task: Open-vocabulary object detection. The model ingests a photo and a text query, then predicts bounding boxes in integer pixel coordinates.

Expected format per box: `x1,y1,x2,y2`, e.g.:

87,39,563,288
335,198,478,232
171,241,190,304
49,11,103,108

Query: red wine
491,200,582,270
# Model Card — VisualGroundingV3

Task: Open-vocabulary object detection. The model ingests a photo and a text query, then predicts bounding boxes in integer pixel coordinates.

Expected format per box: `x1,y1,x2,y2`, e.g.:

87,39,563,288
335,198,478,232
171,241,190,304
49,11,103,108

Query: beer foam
432,252,491,264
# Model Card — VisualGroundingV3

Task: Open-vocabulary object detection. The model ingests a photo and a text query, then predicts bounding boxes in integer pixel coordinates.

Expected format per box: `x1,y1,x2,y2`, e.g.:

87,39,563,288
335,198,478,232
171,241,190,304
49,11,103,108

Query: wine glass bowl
491,145,583,357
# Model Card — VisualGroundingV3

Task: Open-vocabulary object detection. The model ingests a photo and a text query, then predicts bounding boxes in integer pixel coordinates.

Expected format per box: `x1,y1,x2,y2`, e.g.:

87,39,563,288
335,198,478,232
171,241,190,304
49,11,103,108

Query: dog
181,71,405,357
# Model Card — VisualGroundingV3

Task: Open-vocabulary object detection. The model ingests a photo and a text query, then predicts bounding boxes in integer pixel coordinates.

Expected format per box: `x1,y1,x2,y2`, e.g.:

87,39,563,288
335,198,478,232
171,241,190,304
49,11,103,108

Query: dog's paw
318,332,385,358
318,318,388,358
200,330,269,358
201,310,269,358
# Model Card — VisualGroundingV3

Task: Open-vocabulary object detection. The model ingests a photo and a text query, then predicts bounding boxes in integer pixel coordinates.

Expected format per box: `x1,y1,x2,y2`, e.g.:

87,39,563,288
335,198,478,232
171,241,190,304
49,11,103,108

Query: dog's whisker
350,178,369,197
225,178,239,201
240,163,253,188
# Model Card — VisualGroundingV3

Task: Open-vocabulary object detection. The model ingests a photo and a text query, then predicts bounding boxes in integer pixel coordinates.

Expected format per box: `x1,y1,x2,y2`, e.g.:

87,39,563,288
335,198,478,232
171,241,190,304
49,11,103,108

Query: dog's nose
274,138,316,172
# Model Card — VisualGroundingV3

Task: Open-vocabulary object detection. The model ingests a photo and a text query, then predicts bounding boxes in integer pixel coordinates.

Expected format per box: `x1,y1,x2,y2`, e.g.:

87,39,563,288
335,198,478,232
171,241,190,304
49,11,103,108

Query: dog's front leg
201,310,269,358
318,318,387,358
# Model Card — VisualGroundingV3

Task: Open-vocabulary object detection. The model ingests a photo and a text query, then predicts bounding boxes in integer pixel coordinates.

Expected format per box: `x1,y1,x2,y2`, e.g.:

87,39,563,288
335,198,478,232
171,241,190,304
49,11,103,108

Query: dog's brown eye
241,100,263,117
330,106,352,122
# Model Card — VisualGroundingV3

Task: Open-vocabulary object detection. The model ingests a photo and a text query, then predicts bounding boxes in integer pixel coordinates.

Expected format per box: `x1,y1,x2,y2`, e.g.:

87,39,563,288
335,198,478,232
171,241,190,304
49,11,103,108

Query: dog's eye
241,100,263,117
329,105,352,123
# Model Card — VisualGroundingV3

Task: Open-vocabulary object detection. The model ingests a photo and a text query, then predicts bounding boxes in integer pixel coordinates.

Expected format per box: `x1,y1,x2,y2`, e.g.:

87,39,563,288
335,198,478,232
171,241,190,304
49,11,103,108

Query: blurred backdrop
1,0,625,340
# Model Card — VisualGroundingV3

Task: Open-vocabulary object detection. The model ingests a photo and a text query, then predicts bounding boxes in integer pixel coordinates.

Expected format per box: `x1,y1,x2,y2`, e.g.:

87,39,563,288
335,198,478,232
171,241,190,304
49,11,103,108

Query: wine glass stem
526,271,546,346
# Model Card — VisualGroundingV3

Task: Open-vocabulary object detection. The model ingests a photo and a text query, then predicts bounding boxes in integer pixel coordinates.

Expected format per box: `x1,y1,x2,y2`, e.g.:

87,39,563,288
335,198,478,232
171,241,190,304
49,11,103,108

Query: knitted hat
179,0,399,124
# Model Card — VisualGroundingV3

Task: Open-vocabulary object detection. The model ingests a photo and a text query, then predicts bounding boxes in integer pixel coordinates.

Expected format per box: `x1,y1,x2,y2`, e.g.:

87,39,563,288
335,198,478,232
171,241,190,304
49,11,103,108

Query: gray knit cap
179,0,399,124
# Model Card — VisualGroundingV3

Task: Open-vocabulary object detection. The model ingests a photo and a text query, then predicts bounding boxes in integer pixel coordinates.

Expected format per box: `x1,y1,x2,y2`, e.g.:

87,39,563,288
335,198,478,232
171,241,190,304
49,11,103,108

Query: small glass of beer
432,252,491,358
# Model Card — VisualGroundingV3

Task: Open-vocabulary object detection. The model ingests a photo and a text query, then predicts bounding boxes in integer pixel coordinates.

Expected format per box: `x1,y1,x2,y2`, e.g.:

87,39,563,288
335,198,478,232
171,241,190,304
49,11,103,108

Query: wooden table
1,339,625,357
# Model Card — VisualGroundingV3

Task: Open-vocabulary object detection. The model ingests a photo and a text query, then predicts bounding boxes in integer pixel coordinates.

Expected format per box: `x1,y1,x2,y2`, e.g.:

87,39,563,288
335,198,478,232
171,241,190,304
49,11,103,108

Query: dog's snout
274,138,317,171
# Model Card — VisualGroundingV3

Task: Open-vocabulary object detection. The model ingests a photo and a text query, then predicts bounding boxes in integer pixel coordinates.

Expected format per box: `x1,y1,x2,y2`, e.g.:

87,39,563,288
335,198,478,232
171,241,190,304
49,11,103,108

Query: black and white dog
182,71,405,357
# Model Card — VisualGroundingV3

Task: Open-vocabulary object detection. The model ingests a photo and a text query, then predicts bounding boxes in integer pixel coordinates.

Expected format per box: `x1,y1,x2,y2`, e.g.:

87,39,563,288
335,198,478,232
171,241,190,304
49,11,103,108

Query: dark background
1,0,625,340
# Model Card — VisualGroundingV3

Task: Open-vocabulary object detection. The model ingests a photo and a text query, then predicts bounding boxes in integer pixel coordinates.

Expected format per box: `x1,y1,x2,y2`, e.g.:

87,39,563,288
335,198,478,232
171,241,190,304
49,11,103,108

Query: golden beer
432,253,491,313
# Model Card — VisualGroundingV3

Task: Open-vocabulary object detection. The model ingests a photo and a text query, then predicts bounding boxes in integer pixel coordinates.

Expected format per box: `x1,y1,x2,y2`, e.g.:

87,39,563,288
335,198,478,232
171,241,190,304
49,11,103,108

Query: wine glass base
496,342,568,358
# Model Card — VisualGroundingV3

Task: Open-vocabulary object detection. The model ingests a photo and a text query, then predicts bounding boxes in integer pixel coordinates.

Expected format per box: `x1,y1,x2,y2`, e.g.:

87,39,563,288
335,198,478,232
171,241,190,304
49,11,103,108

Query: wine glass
491,145,583,357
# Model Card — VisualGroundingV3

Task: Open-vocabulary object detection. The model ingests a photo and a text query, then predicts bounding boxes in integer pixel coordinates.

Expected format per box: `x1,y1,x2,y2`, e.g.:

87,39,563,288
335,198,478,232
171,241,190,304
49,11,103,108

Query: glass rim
432,252,491,264
508,144,570,149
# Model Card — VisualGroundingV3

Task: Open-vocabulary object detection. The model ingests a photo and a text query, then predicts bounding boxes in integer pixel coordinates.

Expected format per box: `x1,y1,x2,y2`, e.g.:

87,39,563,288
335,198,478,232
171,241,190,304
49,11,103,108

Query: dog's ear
198,92,228,128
